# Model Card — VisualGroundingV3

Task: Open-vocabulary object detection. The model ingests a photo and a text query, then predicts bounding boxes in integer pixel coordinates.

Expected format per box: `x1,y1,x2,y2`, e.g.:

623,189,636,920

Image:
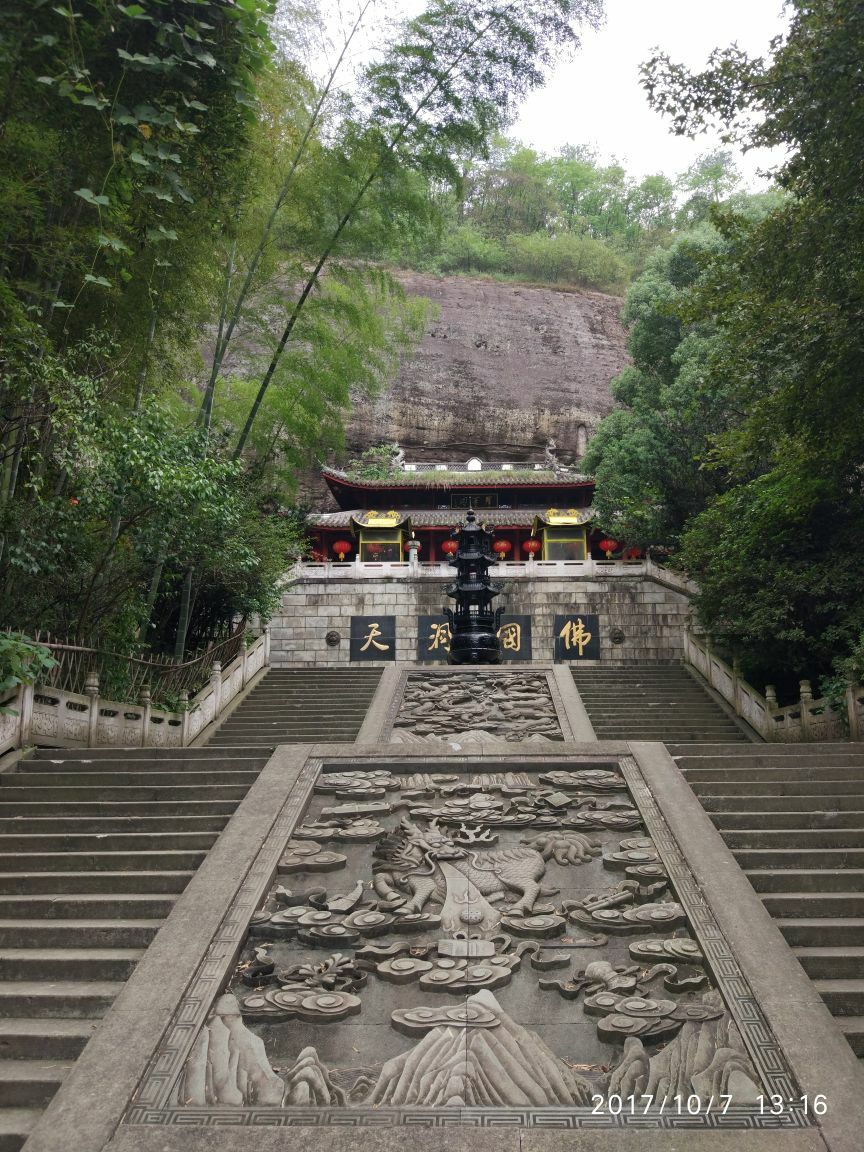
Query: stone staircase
0,745,269,1151
571,665,752,743
205,668,382,747
674,742,864,1061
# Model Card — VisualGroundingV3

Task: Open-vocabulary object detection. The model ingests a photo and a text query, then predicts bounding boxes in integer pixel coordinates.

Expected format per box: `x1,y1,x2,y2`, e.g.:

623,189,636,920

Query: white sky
512,0,790,187
309,0,791,188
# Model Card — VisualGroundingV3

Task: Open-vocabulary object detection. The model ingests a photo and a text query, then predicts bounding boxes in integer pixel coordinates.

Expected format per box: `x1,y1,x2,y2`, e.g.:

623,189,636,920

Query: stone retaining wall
269,576,691,666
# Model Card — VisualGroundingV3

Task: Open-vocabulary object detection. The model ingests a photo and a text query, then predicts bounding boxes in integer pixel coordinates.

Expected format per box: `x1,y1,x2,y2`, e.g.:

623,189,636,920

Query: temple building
307,449,638,566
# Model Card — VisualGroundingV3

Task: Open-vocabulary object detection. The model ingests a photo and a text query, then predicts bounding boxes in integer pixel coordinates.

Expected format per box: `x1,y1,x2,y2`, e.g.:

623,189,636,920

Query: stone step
760,893,864,917
1,772,258,788
0,850,205,874
21,757,268,773
702,793,864,813
216,721,365,732
777,918,864,947
0,1107,39,1152
0,786,249,803
724,830,864,849
813,980,864,1016
747,870,864,894
0,895,176,919
0,921,161,949
30,747,262,760
668,742,858,757
0,983,118,1020
0,1019,96,1062
713,811,864,830
0,834,218,854
0,1060,72,1109
734,848,864,869
692,780,864,796
684,767,864,782
793,947,864,980
0,802,238,818
0,872,192,896
838,1017,864,1056
0,817,228,835
0,949,143,982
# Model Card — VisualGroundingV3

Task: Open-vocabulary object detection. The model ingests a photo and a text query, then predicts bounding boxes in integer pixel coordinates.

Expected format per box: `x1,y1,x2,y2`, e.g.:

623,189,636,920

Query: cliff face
346,272,628,463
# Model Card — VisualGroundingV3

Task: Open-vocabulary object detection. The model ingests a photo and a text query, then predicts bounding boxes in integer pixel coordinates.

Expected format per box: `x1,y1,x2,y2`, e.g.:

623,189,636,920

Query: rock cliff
347,272,628,464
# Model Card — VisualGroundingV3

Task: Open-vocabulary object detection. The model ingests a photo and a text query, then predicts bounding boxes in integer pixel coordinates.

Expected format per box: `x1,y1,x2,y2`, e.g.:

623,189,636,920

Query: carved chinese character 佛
559,617,592,655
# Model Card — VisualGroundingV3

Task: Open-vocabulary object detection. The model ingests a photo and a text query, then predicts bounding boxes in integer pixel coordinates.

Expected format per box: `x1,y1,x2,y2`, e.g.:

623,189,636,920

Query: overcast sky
310,0,791,188
512,0,790,186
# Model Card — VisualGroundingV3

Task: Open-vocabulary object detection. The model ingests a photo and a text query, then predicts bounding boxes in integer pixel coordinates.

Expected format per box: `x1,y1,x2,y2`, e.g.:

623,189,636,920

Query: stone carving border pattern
125,751,808,1130
126,1107,809,1130
618,755,799,1102
129,756,322,1111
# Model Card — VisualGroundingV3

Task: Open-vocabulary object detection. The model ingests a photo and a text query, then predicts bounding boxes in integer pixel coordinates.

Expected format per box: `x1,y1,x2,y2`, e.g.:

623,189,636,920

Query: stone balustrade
684,630,862,742
291,556,696,596
0,629,270,754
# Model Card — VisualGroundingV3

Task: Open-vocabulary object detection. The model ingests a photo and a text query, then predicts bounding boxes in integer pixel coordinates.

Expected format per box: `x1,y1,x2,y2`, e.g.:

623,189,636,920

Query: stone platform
20,739,864,1152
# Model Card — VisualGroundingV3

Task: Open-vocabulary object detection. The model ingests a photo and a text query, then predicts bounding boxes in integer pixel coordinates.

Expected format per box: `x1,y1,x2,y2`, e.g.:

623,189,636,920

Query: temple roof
309,507,595,529
322,466,593,490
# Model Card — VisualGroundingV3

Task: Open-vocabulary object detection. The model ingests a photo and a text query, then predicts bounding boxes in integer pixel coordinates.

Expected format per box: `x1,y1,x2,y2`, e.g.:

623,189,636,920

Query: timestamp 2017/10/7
589,1094,828,1116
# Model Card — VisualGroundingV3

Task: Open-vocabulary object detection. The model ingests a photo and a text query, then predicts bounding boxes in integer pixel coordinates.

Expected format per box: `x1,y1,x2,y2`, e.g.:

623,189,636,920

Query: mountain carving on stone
366,989,592,1106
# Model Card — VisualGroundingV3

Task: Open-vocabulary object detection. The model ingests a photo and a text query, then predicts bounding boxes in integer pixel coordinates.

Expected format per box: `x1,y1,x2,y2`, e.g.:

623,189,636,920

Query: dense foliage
589,0,864,692
383,139,744,292
0,0,607,657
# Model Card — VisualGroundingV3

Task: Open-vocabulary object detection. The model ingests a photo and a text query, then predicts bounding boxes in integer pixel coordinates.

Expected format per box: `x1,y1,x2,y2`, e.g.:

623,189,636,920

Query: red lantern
522,538,542,557
492,539,512,557
597,538,619,558
441,539,459,556
332,539,352,561
366,542,382,557
625,546,642,560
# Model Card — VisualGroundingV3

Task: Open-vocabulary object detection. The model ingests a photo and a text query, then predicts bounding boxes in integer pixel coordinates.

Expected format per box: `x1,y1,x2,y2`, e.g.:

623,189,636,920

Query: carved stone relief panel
391,672,564,743
142,755,805,1128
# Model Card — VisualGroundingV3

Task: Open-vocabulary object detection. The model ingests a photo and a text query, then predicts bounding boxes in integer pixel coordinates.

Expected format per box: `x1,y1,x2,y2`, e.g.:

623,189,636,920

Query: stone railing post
138,685,152,748
704,637,716,690
210,661,223,719
764,685,778,742
263,626,271,667
846,681,861,742
731,657,742,716
240,638,249,688
85,670,100,748
18,683,33,748
179,690,190,746
405,539,421,575
799,679,812,740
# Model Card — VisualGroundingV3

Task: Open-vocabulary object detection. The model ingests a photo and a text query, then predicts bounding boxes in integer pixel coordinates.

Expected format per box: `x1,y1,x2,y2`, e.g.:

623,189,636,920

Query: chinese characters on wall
416,615,532,662
347,614,601,661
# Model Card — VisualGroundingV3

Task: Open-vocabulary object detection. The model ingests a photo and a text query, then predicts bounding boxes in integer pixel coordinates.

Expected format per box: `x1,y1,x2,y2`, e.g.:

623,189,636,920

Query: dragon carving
372,816,597,931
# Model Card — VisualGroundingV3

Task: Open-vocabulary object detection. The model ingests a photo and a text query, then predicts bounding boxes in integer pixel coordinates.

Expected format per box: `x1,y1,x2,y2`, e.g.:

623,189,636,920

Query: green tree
639,0,864,685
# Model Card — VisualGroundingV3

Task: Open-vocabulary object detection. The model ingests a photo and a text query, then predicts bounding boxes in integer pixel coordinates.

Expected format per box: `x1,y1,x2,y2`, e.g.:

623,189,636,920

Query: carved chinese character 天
350,616,396,661
361,623,389,652
554,613,600,660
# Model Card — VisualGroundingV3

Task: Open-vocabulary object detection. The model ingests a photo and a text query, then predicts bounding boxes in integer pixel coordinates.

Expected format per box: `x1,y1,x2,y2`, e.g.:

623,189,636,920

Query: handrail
684,630,861,742
0,628,271,753
29,630,246,704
